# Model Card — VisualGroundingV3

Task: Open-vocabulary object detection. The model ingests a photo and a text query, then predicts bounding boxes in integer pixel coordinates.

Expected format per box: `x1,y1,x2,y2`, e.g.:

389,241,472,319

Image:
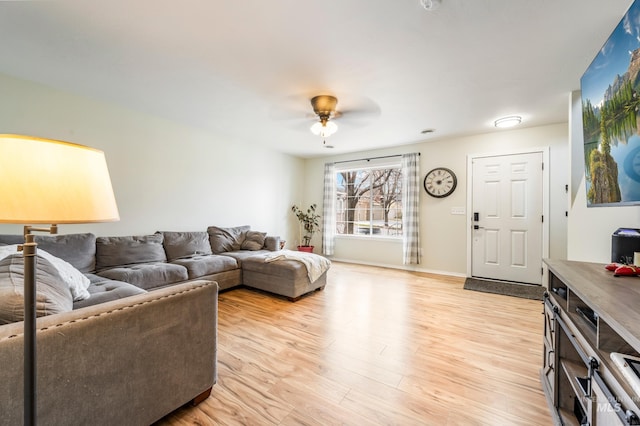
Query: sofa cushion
96,234,166,271
34,233,97,273
0,253,73,324
73,274,147,309
207,225,250,254
242,255,309,279
171,254,238,279
241,231,267,251
0,245,91,301
96,263,188,290
222,250,272,265
0,234,25,245
161,231,212,262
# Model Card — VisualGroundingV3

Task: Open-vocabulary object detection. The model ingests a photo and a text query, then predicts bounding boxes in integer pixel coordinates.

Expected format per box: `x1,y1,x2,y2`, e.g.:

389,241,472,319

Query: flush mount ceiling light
494,115,522,128
420,0,442,11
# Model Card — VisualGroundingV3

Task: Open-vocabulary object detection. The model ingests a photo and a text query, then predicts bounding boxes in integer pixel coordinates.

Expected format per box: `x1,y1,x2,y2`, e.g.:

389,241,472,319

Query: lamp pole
20,225,57,425
21,234,37,426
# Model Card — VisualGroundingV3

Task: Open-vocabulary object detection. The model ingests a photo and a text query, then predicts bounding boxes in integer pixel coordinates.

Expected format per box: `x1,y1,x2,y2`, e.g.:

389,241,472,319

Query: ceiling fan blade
269,91,381,133
335,106,381,129
268,93,316,121
336,94,381,117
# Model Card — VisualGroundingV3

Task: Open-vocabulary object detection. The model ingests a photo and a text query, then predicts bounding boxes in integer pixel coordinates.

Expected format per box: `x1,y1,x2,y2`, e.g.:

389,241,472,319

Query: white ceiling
0,0,633,157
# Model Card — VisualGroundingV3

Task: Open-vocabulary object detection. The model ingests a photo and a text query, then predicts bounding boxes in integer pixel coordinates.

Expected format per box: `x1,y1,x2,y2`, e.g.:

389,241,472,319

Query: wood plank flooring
156,262,552,425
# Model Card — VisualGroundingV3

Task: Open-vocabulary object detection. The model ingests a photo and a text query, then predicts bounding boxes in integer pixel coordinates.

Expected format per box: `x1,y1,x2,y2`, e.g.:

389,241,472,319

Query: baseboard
463,277,545,300
328,257,466,278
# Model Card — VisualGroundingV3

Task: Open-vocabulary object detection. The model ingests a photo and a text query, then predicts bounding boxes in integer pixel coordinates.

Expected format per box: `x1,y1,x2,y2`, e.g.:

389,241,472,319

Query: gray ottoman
241,255,327,301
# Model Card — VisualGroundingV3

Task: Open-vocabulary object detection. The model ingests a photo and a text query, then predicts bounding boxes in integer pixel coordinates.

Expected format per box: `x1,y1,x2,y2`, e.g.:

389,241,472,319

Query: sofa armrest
0,280,218,426
264,235,281,251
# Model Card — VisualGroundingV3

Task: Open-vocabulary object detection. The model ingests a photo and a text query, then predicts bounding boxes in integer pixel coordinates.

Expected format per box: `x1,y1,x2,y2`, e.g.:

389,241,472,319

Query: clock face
424,168,457,198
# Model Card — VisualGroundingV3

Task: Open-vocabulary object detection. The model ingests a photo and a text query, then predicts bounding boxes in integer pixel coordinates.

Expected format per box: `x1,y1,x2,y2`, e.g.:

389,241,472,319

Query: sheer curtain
322,162,336,256
402,153,420,264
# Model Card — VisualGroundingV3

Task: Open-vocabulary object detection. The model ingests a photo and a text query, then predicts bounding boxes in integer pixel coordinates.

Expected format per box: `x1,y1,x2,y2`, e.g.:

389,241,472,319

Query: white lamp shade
310,121,338,137
0,134,120,224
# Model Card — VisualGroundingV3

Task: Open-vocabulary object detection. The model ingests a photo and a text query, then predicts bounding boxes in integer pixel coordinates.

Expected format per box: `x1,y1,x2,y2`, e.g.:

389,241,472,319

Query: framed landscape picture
581,0,640,206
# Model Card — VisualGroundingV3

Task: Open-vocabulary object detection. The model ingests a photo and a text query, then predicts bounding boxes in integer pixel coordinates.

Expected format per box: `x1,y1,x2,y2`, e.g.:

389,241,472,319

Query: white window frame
335,158,403,240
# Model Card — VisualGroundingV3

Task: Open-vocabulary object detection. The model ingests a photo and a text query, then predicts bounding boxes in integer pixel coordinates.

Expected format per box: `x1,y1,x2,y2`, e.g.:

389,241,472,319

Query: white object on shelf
610,352,640,396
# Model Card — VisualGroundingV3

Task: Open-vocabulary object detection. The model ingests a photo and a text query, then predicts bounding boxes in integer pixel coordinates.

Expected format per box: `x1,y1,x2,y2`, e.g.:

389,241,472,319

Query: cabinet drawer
592,377,624,426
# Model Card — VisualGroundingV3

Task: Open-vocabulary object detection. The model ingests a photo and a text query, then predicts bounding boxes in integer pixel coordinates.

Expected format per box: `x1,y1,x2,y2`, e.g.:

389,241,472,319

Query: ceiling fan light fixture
311,121,338,138
420,0,441,11
494,115,522,128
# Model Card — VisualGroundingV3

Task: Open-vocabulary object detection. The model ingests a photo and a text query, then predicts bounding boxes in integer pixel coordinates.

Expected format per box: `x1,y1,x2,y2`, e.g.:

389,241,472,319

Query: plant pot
297,245,314,253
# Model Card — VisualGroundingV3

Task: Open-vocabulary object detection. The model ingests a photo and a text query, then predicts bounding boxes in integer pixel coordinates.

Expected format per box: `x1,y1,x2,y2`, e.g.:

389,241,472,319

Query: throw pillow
207,225,250,254
161,231,212,261
0,244,19,260
34,233,97,273
0,245,90,301
241,231,267,251
0,253,73,324
0,234,26,245
263,235,281,252
96,234,167,271
39,250,91,301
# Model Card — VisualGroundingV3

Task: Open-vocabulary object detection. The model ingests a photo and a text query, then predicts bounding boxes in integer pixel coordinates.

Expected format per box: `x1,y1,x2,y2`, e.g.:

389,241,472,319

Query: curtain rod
334,152,420,165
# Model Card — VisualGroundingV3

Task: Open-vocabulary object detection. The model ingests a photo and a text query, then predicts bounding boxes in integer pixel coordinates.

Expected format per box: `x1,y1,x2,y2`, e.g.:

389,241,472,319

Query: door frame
465,147,550,285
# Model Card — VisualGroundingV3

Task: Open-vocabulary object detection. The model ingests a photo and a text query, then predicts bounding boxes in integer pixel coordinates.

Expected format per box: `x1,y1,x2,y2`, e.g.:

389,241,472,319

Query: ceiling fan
310,95,340,140
306,94,381,147
270,92,381,147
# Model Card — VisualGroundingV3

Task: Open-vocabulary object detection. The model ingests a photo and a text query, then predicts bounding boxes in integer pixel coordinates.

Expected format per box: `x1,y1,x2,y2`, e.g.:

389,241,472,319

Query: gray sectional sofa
0,225,330,425
0,279,217,426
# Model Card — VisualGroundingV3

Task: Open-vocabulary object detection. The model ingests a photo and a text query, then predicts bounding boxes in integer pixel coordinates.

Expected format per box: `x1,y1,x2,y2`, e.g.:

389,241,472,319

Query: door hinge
541,267,544,275
542,162,544,170
541,215,544,223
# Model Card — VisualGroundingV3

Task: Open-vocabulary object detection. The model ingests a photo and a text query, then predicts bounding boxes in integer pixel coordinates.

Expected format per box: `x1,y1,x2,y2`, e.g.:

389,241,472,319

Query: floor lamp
0,134,119,426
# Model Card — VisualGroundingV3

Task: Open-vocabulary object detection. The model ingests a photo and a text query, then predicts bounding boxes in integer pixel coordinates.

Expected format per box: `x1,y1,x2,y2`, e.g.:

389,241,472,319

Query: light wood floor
156,262,552,425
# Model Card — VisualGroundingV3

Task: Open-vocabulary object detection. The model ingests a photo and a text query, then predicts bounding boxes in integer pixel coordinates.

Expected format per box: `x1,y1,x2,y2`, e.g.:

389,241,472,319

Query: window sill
334,234,403,243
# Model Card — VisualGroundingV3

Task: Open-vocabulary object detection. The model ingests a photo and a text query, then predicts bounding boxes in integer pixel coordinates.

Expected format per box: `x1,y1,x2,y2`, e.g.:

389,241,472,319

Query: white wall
0,73,304,241
304,123,569,276
567,90,640,262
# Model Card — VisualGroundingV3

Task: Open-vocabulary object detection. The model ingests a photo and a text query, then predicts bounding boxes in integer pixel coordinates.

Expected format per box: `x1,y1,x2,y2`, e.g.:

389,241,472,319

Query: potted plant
291,203,321,253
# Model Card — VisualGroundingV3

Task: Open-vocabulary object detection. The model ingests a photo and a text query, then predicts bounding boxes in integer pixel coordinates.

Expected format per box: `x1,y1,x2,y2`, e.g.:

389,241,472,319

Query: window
335,165,403,237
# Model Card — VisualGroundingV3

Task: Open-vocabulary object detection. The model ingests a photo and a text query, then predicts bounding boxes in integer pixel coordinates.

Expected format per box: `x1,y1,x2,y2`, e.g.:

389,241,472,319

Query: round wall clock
423,167,457,198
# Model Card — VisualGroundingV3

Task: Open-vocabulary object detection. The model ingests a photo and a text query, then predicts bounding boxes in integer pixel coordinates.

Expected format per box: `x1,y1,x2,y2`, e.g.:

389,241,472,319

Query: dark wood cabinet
542,260,640,426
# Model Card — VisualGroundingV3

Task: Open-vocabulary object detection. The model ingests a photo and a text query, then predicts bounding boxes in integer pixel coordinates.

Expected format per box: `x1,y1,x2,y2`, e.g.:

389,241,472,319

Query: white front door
471,152,543,284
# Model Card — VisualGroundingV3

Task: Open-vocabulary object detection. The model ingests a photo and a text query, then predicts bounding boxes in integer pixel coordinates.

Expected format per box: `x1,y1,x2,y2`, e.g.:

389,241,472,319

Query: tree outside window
336,167,403,237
